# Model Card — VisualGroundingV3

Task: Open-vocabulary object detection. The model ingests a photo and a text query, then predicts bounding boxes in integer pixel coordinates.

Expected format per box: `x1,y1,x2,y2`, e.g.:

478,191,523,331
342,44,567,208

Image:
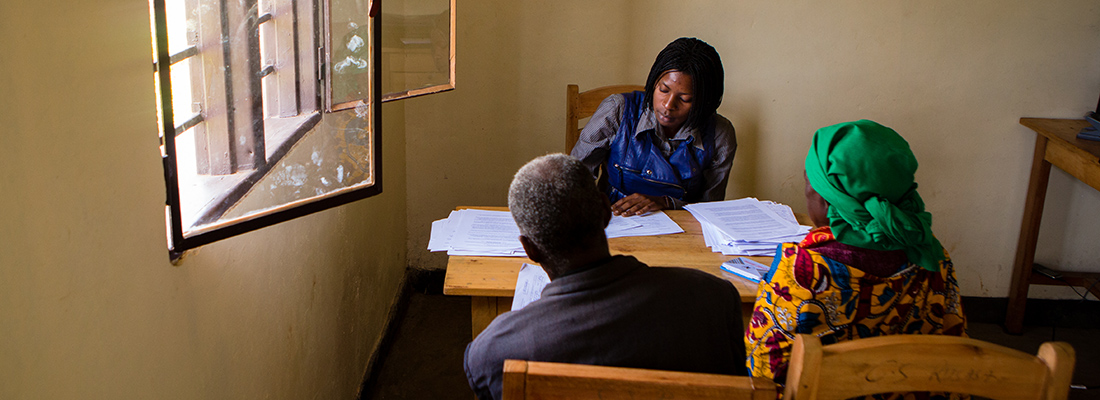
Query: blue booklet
720,257,770,283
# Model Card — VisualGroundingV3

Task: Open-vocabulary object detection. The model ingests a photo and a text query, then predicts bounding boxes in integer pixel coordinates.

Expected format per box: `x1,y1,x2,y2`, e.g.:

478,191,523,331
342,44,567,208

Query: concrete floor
361,279,1100,400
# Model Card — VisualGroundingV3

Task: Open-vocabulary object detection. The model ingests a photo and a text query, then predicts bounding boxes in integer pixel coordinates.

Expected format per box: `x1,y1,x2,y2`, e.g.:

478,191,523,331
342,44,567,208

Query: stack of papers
428,210,685,257
685,198,811,256
428,209,526,256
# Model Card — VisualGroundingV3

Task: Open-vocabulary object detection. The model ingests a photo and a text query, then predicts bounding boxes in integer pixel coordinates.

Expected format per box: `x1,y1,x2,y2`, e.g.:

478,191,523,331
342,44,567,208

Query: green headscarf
804,120,945,271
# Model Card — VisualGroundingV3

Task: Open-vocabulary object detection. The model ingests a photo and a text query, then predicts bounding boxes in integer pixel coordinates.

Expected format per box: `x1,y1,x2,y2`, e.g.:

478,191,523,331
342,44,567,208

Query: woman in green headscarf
745,120,967,384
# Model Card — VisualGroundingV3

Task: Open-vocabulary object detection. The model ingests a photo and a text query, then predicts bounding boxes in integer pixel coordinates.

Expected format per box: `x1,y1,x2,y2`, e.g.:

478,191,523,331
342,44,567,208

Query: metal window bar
290,0,302,112
257,3,300,118
169,45,198,65
218,0,239,171
152,45,199,71
244,0,266,168
152,44,206,138
214,0,266,172
174,113,205,136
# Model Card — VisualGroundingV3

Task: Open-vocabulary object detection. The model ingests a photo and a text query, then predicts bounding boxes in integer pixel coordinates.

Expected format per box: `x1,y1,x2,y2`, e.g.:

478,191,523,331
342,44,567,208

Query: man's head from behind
509,154,611,278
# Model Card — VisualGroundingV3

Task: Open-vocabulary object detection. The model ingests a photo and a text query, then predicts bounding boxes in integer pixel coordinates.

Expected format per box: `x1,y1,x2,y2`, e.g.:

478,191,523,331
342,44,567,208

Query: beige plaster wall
0,0,407,398
406,0,1100,299
405,0,637,270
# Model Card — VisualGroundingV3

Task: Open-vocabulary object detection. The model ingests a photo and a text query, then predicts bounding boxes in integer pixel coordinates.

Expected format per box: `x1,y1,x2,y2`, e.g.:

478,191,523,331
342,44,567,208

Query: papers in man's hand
721,257,771,283
428,209,526,256
511,263,550,311
428,210,685,256
685,198,811,256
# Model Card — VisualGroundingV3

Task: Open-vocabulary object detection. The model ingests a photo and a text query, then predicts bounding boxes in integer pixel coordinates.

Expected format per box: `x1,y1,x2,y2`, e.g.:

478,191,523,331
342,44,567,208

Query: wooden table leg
471,297,498,340
1006,135,1051,334
470,296,514,340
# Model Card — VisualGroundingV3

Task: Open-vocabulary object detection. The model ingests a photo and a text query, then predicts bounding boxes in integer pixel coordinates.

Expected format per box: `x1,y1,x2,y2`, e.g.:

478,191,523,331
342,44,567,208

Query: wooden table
443,207,807,339
1006,118,1100,334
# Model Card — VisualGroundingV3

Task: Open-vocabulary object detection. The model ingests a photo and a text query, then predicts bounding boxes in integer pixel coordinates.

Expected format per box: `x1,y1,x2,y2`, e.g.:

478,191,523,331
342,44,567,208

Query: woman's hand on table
611,194,667,216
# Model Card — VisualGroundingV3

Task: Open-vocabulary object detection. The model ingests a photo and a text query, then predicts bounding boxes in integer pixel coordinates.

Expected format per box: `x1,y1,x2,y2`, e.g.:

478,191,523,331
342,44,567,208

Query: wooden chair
566,84,644,153
502,359,777,400
784,334,1076,400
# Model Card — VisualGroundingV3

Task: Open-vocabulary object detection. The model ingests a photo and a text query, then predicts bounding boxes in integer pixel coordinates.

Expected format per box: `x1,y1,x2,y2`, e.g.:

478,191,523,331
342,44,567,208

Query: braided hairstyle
643,37,725,131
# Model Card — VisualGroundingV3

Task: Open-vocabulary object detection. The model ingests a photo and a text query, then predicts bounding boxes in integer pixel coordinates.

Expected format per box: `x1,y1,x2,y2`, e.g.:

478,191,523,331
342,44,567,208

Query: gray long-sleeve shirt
463,255,747,400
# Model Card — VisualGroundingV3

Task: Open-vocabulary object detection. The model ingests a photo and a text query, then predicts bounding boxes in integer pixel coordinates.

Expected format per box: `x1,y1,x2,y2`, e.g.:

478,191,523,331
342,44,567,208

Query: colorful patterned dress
745,227,967,383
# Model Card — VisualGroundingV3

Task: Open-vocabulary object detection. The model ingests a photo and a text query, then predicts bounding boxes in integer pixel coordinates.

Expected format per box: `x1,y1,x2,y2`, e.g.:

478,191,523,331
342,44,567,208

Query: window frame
379,0,455,102
151,0,382,258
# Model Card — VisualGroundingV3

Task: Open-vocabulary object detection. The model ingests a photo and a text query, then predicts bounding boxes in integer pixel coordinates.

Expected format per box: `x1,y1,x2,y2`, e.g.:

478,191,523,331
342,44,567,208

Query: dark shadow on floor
360,269,471,400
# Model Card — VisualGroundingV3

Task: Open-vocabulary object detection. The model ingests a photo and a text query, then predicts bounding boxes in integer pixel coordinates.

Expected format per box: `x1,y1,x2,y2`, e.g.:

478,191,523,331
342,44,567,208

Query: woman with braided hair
571,37,736,216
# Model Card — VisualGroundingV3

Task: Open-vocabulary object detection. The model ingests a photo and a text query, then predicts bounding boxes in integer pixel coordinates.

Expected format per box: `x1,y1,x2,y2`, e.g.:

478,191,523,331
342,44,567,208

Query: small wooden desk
1006,118,1100,334
443,207,806,339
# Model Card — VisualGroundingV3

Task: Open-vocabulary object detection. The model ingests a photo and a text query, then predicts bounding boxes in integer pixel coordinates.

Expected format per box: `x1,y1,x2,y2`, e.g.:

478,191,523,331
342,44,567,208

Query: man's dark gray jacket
464,255,747,400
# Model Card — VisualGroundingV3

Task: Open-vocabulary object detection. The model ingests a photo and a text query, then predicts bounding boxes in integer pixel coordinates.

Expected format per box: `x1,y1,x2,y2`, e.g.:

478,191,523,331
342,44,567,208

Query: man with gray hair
464,154,747,400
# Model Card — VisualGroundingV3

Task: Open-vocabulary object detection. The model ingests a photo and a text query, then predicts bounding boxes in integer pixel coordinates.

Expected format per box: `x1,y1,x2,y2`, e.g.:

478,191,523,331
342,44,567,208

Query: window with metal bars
150,0,381,257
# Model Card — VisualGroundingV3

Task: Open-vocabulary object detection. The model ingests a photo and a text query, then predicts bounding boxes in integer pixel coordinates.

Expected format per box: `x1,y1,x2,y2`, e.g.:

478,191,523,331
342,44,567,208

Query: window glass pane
220,112,374,222
172,125,235,231
165,0,189,54
153,0,380,252
380,0,453,101
329,0,373,109
258,20,269,64
262,74,272,118
169,58,196,126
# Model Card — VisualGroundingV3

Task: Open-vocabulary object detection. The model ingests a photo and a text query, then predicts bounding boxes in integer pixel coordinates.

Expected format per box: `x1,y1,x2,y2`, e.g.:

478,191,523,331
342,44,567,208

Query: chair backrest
784,334,1075,400
566,84,645,153
502,359,776,400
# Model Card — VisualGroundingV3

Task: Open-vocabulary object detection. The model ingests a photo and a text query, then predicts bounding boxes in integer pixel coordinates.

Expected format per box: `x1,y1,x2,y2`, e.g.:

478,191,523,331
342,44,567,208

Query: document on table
439,209,525,256
427,211,460,252
687,198,810,256
428,209,685,256
685,198,800,240
605,211,684,238
733,231,809,245
765,202,799,228
511,263,550,311
605,215,641,233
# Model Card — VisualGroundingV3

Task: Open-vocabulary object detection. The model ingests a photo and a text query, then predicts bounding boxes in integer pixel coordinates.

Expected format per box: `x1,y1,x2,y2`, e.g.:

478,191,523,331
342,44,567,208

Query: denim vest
606,91,713,204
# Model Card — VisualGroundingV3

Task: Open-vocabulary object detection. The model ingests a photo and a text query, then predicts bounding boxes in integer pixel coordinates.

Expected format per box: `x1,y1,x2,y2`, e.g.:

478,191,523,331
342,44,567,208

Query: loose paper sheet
605,211,684,238
511,263,551,311
447,210,524,254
